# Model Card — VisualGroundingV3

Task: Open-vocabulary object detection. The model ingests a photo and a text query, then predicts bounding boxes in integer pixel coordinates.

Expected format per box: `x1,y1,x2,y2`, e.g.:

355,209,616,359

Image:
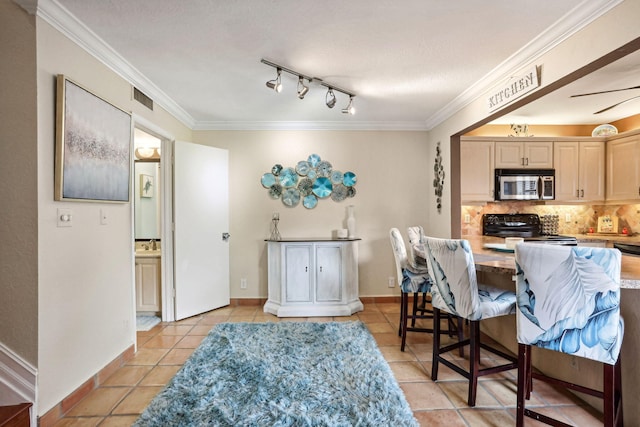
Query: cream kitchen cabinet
264,239,363,317
606,135,640,201
461,139,495,201
495,140,553,168
135,256,161,312
554,140,605,202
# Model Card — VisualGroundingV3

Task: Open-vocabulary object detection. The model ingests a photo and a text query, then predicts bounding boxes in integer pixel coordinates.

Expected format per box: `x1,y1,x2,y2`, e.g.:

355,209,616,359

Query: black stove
482,213,577,245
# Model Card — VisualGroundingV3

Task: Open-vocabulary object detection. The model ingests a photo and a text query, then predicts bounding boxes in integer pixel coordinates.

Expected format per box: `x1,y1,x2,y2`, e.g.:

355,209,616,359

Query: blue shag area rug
134,321,418,427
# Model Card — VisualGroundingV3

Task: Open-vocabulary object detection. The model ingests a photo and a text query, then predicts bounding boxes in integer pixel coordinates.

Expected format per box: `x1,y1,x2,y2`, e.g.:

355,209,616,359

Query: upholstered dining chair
422,236,518,407
406,226,430,327
389,228,432,352
514,243,624,427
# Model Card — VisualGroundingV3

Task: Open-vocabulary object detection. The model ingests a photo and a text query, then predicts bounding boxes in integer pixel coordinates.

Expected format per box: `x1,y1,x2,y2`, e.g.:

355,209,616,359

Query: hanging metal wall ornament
433,141,445,213
260,154,357,209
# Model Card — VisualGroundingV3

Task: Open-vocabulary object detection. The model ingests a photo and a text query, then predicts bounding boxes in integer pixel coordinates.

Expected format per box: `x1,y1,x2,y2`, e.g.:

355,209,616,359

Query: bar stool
389,228,432,352
422,236,518,407
406,226,430,326
514,243,623,427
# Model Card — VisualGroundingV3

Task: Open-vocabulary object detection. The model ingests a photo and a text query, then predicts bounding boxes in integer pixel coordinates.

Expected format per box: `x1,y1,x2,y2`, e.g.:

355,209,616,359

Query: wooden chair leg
516,343,530,427
457,317,465,357
398,291,404,337
411,292,419,327
431,307,441,381
467,320,480,406
400,292,409,352
604,357,624,427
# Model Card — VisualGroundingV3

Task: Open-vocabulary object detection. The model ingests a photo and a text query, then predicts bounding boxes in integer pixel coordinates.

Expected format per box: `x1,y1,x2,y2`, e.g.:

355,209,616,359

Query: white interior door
174,141,229,320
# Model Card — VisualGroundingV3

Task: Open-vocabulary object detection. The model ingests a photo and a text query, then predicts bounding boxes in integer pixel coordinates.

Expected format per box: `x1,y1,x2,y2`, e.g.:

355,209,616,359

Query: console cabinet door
284,244,312,302
315,244,342,302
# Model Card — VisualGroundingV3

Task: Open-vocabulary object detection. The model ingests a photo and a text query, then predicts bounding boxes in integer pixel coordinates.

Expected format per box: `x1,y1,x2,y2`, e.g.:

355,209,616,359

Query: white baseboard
0,341,37,408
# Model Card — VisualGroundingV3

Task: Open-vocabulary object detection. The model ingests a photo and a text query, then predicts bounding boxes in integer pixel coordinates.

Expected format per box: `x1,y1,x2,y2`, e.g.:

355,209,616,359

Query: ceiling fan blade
594,95,640,114
571,85,640,97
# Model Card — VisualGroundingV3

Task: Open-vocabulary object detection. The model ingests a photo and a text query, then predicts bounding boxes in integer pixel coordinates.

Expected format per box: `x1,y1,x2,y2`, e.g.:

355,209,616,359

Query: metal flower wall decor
433,142,444,213
260,154,357,209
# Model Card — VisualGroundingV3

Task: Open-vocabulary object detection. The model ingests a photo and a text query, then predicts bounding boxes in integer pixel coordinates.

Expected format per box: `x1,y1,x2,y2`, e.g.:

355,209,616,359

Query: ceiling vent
133,87,153,110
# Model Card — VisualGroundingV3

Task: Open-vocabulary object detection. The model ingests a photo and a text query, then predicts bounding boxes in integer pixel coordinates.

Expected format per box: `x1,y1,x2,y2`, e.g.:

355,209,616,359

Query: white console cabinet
264,239,363,317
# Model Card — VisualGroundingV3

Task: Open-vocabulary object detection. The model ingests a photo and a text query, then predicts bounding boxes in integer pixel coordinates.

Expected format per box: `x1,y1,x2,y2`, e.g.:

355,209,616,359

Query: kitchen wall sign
487,66,540,113
260,154,357,209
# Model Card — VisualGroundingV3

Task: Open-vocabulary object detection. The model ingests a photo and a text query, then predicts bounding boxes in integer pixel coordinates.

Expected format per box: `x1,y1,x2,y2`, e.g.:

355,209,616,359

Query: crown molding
424,0,622,130
30,0,196,129
22,0,620,132
192,120,429,131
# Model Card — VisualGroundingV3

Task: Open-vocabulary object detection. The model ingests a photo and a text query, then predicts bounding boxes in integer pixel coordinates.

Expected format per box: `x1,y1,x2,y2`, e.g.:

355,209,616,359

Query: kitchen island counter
464,235,640,289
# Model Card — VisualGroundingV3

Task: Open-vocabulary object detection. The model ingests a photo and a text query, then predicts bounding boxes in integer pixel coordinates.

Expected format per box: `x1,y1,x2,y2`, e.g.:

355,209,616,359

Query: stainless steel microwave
494,169,555,201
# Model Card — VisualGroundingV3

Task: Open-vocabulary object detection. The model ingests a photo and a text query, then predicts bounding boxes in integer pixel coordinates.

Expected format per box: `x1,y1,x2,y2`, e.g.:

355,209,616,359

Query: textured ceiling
43,0,636,129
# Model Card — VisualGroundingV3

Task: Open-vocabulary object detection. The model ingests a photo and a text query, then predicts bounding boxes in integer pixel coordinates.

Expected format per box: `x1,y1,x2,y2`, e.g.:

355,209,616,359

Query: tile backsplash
462,202,640,236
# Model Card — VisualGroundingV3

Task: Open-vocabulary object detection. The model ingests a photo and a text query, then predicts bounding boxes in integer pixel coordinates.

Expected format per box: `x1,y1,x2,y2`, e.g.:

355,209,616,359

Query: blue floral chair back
514,243,623,365
389,228,431,294
406,226,427,269
422,237,516,321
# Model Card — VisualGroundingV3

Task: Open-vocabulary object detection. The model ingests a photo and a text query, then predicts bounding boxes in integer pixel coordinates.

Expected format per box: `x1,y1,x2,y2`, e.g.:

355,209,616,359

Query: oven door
497,175,540,200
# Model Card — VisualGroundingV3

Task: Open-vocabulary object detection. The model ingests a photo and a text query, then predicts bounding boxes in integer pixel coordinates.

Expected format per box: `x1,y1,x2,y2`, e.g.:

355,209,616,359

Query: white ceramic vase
347,205,356,238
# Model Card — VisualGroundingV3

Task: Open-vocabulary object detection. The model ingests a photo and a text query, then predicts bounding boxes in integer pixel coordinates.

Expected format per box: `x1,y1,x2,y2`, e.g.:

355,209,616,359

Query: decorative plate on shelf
592,124,618,137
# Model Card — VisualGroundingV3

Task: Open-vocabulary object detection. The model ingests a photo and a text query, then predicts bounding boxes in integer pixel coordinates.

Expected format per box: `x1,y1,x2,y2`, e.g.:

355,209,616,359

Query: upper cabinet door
579,141,605,202
606,135,640,201
461,139,495,202
495,141,553,168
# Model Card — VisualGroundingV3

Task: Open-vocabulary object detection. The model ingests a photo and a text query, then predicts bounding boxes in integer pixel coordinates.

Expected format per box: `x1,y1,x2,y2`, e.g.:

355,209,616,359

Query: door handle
580,189,584,198
222,232,230,242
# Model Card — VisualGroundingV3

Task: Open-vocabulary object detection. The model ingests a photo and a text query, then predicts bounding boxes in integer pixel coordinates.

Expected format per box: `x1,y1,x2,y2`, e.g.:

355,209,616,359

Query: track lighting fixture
342,96,355,114
325,88,337,108
297,76,309,99
266,68,282,92
260,58,356,114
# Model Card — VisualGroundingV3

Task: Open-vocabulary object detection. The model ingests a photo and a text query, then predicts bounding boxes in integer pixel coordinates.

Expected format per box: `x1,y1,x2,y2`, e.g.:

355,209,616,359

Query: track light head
325,88,336,108
342,96,355,114
266,68,282,92
297,76,309,99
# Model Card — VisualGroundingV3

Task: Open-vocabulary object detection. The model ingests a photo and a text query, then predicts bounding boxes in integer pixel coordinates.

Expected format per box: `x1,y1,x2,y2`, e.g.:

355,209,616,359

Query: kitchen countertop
464,235,640,289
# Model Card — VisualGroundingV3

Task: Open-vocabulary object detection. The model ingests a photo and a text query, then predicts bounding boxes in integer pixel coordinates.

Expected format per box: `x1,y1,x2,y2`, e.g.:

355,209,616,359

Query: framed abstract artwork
140,174,154,198
54,75,132,202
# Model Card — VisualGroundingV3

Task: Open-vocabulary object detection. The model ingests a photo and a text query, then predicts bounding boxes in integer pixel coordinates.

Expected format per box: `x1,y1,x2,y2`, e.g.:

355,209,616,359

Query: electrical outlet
464,214,471,223
240,278,247,289
388,277,395,288
565,213,571,223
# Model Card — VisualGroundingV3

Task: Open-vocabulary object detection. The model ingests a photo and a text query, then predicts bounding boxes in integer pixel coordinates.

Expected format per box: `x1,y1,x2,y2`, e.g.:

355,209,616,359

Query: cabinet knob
580,189,584,198
305,266,308,272
319,266,323,272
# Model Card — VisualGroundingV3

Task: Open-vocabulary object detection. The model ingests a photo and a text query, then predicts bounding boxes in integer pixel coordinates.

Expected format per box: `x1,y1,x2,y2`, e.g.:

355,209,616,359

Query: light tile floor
52,303,604,426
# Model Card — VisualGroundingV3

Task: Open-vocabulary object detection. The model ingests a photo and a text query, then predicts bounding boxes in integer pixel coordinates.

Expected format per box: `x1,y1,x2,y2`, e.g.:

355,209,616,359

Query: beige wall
34,15,192,414
192,130,430,298
0,0,38,366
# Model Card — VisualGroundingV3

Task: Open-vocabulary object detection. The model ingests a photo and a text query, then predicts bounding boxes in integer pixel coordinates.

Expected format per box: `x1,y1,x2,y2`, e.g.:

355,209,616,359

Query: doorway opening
133,127,165,330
